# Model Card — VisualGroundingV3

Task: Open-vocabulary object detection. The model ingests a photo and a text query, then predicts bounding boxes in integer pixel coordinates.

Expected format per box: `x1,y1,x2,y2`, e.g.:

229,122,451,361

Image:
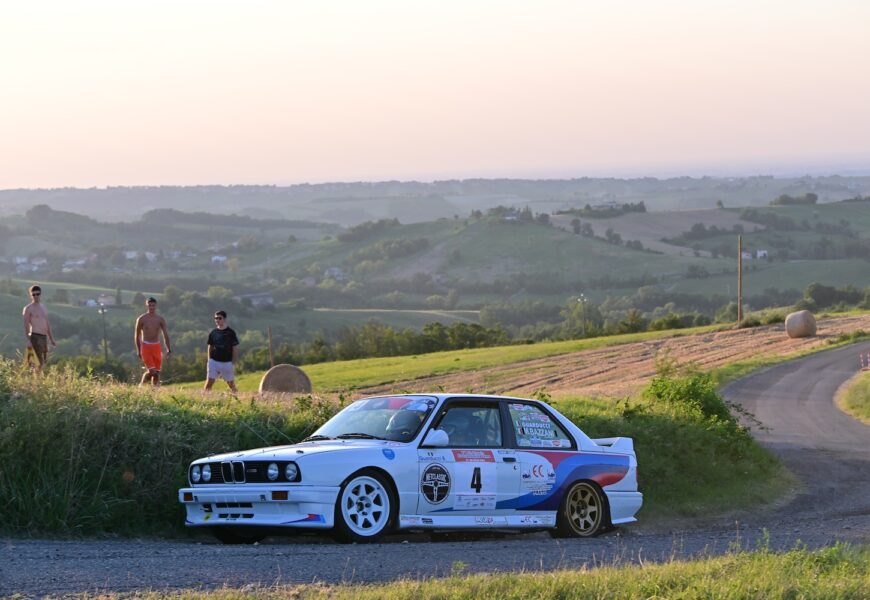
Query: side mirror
421,429,449,447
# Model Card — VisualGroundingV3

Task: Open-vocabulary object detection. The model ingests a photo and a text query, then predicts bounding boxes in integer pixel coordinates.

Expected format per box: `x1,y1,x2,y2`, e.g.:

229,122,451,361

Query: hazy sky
2,1,869,188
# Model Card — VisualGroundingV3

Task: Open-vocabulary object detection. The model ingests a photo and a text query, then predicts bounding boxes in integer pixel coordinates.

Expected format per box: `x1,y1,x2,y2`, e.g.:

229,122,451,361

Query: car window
507,403,573,449
437,404,502,447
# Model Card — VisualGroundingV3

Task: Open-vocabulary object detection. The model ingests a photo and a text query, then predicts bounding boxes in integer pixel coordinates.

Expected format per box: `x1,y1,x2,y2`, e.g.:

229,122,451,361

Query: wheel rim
565,483,601,535
340,476,390,537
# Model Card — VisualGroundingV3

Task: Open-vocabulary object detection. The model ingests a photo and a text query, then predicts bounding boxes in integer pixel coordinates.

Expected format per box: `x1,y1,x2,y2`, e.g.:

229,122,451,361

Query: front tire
550,481,608,538
333,470,396,543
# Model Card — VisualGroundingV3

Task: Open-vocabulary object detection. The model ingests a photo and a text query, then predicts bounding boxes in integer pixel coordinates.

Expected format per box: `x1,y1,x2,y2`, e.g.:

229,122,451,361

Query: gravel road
2,342,869,597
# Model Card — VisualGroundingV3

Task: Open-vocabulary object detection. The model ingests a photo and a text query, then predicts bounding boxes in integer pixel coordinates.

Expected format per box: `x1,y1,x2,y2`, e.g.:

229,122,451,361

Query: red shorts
141,343,163,372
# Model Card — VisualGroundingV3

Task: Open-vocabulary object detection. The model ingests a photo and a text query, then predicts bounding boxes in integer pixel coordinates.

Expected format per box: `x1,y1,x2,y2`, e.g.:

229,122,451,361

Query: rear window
507,403,573,449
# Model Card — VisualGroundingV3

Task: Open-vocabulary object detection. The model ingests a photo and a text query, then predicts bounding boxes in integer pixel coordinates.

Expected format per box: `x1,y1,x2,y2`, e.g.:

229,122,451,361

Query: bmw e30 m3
179,394,642,544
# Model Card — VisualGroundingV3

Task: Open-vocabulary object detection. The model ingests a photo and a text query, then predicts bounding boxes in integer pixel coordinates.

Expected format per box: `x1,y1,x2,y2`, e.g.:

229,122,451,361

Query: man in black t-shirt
204,310,239,392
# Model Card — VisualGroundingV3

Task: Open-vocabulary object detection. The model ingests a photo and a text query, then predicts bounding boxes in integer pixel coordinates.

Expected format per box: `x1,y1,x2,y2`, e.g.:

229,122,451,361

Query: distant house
124,251,139,260
31,257,48,267
82,299,99,307
97,293,116,306
13,256,28,265
741,251,753,260
144,252,158,262
211,255,228,264
301,276,317,287
502,210,521,221
166,251,182,260
236,292,275,308
756,249,769,259
324,267,346,281
63,258,87,269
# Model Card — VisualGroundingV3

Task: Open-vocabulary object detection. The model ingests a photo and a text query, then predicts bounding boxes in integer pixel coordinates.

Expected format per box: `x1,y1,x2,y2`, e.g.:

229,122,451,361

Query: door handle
502,456,516,463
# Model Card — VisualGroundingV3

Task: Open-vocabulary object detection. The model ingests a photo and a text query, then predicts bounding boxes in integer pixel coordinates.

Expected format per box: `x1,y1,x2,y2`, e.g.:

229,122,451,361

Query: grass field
670,258,870,299
221,325,720,392
60,544,870,599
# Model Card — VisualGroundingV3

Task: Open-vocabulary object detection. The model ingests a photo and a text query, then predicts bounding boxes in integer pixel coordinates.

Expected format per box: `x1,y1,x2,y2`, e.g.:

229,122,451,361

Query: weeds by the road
839,369,870,423
553,366,786,519
64,544,870,599
0,360,341,536
0,358,785,536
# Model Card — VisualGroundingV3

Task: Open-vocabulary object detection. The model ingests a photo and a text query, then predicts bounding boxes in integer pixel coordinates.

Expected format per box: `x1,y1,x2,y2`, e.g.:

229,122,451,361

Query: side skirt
398,513,556,529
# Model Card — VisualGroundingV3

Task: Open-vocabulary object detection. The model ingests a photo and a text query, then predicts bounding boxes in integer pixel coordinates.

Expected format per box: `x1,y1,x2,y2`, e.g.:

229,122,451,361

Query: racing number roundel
421,464,450,504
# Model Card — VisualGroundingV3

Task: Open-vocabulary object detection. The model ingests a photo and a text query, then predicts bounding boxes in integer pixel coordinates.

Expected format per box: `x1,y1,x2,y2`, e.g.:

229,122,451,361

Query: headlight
202,464,211,482
285,463,298,481
191,465,201,483
267,462,279,481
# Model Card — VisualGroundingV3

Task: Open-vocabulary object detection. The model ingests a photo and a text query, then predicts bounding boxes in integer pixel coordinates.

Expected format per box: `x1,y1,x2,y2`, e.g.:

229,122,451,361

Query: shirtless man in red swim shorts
134,297,171,386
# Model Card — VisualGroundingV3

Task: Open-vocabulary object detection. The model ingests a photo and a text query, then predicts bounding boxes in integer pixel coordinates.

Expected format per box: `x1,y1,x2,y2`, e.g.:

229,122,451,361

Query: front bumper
179,484,339,528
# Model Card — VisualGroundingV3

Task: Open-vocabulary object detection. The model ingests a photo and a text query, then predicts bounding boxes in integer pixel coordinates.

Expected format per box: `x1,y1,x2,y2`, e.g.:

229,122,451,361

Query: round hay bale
258,364,313,394
785,310,817,338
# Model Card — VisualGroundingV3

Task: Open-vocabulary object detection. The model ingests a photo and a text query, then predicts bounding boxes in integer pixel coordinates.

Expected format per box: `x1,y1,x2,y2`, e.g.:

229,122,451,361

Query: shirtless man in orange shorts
134,297,171,386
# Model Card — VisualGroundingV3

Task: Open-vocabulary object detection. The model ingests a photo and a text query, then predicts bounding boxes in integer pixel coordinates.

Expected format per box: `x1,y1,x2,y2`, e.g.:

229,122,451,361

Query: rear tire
333,470,396,543
550,481,608,538
210,526,267,545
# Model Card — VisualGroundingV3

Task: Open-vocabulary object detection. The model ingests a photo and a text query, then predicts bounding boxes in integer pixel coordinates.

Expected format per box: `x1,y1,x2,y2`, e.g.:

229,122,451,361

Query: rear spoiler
591,437,635,455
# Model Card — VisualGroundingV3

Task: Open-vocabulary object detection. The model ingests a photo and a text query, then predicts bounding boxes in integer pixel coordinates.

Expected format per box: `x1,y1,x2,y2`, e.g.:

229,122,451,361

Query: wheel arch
562,477,613,530
577,478,613,527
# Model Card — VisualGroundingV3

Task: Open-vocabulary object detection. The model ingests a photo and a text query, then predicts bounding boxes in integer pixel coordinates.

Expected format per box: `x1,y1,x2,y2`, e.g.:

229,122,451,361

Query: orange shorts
141,342,163,372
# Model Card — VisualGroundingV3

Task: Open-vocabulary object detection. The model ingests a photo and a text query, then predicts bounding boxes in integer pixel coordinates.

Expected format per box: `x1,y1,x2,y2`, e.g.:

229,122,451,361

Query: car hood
198,439,406,463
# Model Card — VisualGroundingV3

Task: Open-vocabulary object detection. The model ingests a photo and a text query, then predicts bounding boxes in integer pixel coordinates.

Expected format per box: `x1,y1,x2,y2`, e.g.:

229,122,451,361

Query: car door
417,399,519,519
505,401,577,517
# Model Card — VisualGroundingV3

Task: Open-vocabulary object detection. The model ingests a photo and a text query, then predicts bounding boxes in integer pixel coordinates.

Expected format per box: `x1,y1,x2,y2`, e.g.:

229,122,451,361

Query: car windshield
312,396,437,443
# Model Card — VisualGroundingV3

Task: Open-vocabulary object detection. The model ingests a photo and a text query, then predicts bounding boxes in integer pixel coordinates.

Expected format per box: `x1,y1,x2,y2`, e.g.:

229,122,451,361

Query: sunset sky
2,1,869,188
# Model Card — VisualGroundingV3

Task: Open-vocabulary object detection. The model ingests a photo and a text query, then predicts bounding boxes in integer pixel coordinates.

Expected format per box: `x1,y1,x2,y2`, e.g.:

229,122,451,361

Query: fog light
272,491,288,501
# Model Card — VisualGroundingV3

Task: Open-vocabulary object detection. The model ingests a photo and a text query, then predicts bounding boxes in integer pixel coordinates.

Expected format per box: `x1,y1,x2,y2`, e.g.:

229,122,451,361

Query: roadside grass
551,369,789,520
63,544,870,599
0,361,343,537
838,369,870,423
224,325,721,393
0,356,785,536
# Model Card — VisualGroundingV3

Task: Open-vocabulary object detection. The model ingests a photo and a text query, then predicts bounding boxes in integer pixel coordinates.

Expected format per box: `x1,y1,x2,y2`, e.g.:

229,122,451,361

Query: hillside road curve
1,342,869,596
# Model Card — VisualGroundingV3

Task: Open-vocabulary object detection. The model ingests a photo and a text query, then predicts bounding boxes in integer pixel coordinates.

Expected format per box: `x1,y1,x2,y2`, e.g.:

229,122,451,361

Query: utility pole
578,294,587,337
737,235,743,323
268,326,274,368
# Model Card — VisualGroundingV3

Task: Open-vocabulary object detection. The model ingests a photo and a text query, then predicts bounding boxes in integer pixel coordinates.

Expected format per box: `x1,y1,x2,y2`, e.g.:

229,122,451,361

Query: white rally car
179,394,642,544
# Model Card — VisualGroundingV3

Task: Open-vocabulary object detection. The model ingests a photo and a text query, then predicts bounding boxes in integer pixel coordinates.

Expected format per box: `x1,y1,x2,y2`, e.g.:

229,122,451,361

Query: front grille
221,462,233,483
206,462,225,484
232,461,245,483
191,460,300,484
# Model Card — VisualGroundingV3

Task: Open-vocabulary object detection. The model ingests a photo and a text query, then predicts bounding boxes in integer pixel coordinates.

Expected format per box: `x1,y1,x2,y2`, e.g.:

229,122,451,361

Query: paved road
2,343,869,596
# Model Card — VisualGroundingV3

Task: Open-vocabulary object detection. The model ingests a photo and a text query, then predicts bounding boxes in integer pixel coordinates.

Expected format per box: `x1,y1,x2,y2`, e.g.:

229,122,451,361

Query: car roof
358,393,546,404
